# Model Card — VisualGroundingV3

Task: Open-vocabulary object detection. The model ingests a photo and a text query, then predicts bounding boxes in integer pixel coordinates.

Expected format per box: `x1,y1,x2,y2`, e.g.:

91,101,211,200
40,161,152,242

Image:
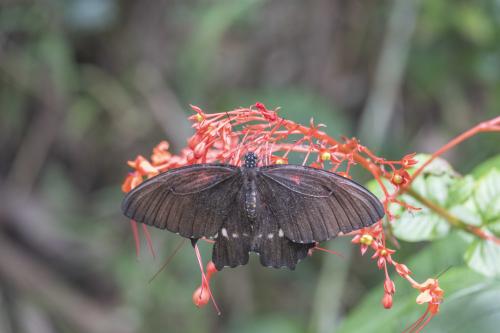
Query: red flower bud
384,278,396,294
192,285,210,308
382,293,393,309
255,102,267,112
206,261,217,279
194,141,207,159
395,263,411,277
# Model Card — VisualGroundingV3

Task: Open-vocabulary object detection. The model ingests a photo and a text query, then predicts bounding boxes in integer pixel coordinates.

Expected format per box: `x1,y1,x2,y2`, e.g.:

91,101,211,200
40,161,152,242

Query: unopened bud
192,285,210,308
384,278,396,294
382,293,393,309
193,142,206,159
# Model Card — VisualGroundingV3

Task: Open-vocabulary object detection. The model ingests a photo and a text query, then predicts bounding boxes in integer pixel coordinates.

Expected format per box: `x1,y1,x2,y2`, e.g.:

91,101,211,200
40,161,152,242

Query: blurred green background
0,1,499,333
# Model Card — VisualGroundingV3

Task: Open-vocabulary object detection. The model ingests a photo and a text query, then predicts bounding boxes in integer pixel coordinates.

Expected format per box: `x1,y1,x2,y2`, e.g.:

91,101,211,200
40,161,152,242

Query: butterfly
121,152,384,270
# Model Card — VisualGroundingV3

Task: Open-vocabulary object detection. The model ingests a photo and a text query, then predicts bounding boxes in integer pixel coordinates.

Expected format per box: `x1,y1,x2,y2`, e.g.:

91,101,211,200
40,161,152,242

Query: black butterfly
121,152,384,270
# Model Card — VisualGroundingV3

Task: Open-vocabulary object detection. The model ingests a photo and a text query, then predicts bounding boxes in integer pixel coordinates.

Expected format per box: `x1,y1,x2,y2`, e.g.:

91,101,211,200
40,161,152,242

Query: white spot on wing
214,233,218,239
267,233,274,239
278,229,284,237
221,228,228,238
232,233,238,238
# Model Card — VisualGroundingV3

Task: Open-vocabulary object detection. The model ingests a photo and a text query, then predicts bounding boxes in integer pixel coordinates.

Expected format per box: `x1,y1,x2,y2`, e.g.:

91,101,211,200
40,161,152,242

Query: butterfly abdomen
243,169,258,221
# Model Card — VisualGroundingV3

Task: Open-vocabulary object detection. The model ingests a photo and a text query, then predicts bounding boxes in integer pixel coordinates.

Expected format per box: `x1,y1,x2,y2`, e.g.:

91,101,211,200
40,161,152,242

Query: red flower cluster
121,103,452,329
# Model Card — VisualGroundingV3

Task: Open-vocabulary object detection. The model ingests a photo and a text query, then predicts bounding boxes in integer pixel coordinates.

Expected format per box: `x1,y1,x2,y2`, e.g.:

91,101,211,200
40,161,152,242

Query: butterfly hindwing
257,165,384,243
251,200,314,269
121,164,241,239
212,189,252,270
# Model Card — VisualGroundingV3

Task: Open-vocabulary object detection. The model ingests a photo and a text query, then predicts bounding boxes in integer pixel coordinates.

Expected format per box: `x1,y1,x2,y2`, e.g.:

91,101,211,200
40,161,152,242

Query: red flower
352,233,375,255
120,103,460,324
415,278,444,314
351,224,383,255
391,169,411,186
401,153,418,168
405,278,444,332
151,141,172,166
121,171,143,193
371,246,395,269
127,155,159,177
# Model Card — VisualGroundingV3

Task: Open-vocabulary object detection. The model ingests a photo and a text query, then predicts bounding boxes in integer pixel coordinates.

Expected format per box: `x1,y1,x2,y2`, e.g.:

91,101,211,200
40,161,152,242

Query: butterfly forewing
257,165,384,243
122,164,241,239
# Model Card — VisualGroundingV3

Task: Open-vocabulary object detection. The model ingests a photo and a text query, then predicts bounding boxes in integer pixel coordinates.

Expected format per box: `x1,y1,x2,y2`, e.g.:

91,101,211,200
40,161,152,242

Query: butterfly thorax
243,153,258,221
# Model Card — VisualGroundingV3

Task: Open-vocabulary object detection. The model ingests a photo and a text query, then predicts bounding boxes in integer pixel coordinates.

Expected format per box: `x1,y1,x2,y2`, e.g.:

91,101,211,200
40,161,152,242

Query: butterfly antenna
148,239,186,284
435,265,453,279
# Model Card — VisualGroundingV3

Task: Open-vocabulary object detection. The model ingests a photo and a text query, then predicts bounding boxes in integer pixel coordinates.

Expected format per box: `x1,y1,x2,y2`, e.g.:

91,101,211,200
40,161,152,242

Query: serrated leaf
389,155,460,242
471,154,500,178
464,239,500,277
448,175,475,205
411,154,459,177
488,221,500,237
426,174,455,206
474,168,500,222
408,155,459,208
449,203,482,226
337,234,497,333
392,207,450,241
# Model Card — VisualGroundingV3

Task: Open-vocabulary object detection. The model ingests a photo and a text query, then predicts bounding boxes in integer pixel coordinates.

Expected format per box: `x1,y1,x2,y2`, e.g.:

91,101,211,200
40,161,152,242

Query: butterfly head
243,152,258,168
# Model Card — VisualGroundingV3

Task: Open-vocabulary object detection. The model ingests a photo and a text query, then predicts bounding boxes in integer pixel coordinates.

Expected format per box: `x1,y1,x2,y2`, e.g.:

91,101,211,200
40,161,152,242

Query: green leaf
389,155,459,242
471,154,500,178
392,208,450,241
410,154,459,178
488,222,500,237
464,238,500,277
337,234,498,333
448,175,475,205
474,168,500,223
449,202,482,226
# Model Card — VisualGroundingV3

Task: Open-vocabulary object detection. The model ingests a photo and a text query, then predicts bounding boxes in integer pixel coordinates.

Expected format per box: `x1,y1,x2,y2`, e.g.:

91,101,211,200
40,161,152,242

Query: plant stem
406,188,500,245
406,188,467,229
